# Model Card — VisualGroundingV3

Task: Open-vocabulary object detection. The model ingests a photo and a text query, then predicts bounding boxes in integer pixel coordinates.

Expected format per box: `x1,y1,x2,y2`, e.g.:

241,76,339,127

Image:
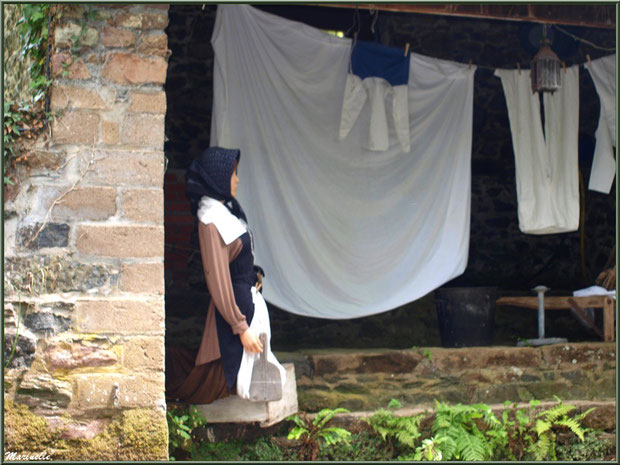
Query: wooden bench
496,295,616,342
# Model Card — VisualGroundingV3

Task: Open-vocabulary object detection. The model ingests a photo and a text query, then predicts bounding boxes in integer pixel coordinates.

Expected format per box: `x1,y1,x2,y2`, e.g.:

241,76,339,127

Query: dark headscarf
185,146,247,221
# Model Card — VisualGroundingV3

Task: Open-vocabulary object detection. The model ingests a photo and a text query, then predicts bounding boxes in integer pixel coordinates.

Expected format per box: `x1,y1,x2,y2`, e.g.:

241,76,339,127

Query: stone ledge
194,364,298,427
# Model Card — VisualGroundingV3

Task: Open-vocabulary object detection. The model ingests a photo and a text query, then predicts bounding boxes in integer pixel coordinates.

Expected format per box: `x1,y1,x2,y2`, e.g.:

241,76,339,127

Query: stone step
275,342,616,412
195,363,298,427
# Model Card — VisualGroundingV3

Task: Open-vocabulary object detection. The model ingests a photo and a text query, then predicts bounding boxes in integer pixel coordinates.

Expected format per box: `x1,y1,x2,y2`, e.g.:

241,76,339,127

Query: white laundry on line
585,54,616,194
495,66,580,235
211,5,476,319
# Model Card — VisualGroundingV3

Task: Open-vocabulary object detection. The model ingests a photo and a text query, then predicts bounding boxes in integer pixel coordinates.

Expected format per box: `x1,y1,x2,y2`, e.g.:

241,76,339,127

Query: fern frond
529,433,551,461
556,417,586,441
313,407,349,428
535,419,551,436
287,426,308,440
456,432,489,461
574,407,595,422
540,403,575,422
437,435,457,460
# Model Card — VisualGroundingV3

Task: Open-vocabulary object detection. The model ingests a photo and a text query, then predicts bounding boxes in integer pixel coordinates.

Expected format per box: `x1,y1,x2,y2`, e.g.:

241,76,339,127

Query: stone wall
4,4,169,459
163,5,615,351
280,342,616,412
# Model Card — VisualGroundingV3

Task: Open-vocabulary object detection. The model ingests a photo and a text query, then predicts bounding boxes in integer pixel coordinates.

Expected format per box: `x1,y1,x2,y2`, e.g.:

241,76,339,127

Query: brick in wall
102,26,136,48
128,91,166,114
71,372,164,411
76,225,164,258
81,151,164,187
74,299,164,334
102,52,167,85
52,187,117,221
121,188,164,223
120,262,164,294
52,111,100,145
51,53,92,80
120,114,165,149
51,86,105,111
122,337,165,371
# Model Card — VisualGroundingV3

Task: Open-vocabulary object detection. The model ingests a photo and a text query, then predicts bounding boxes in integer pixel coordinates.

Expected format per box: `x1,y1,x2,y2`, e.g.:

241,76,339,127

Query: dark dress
166,223,256,403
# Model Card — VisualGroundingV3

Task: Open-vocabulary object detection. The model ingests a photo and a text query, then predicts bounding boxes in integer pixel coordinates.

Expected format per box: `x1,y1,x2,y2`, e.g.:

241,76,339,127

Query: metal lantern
530,27,562,93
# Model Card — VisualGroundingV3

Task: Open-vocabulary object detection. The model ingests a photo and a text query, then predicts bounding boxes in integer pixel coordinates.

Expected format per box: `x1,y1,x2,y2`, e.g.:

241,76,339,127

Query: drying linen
585,54,616,194
495,66,580,235
211,5,476,319
339,40,412,152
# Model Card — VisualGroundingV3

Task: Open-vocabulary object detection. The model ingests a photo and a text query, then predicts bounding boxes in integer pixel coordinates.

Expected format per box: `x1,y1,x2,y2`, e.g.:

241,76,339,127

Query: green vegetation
287,407,351,460
164,397,612,461
166,405,208,460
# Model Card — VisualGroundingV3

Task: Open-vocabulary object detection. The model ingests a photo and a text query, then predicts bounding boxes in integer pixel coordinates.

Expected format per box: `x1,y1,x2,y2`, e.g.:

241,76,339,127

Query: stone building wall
163,5,615,351
4,4,169,460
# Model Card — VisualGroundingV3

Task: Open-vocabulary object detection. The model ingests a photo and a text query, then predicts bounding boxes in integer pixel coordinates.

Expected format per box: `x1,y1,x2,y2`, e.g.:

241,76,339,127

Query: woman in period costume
166,146,273,404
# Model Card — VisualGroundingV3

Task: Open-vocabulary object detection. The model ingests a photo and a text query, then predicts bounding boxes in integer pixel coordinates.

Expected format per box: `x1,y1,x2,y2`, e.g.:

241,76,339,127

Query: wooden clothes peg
587,54,592,66
404,42,410,56
517,63,521,75
562,61,567,73
468,59,472,69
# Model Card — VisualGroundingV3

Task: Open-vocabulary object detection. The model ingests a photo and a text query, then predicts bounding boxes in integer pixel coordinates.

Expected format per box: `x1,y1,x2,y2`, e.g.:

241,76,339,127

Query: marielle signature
5,451,52,461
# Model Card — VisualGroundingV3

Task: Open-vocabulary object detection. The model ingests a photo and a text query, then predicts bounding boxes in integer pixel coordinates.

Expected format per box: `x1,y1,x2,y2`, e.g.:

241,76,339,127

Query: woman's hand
239,328,263,353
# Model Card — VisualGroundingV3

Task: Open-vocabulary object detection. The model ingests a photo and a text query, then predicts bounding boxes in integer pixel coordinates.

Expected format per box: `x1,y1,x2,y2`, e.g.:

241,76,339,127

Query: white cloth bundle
495,66,580,235
585,54,616,194
236,287,286,400
211,5,476,319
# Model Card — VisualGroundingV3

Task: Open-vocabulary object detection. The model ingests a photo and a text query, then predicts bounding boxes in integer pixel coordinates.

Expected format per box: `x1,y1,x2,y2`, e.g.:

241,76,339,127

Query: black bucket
435,287,497,348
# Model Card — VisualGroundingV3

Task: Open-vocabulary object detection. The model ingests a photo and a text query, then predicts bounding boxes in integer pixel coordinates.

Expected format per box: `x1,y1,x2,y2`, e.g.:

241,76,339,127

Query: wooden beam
321,4,616,29
496,295,612,310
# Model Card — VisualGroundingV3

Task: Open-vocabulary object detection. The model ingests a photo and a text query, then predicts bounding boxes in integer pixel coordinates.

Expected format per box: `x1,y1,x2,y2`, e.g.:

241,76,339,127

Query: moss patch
4,400,168,460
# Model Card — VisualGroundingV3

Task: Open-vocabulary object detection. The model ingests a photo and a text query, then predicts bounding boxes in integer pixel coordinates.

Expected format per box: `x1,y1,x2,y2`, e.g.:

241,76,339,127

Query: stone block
102,121,120,145
102,26,135,47
120,114,165,149
71,372,165,410
81,150,164,187
195,364,298,427
52,186,117,221
51,85,105,110
120,262,164,294
24,312,71,335
43,340,118,370
76,225,164,258
4,331,37,369
136,33,168,56
102,52,167,85
114,12,169,29
52,53,91,80
16,373,73,413
52,111,100,145
74,299,164,334
20,149,66,171
55,23,99,48
541,342,616,366
121,188,163,223
18,222,70,249
128,91,167,114
122,336,165,371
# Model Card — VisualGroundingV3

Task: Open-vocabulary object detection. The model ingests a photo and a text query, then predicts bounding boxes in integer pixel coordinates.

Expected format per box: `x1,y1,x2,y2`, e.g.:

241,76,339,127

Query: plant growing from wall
3,4,55,186
287,407,351,460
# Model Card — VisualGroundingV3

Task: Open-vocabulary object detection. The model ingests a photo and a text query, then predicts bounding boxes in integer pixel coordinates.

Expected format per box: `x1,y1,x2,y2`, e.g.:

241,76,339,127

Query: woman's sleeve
198,222,249,335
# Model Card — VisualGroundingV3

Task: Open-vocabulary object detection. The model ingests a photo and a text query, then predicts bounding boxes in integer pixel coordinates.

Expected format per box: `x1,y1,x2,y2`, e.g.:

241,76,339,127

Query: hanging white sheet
585,54,616,194
211,5,475,319
495,67,580,235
